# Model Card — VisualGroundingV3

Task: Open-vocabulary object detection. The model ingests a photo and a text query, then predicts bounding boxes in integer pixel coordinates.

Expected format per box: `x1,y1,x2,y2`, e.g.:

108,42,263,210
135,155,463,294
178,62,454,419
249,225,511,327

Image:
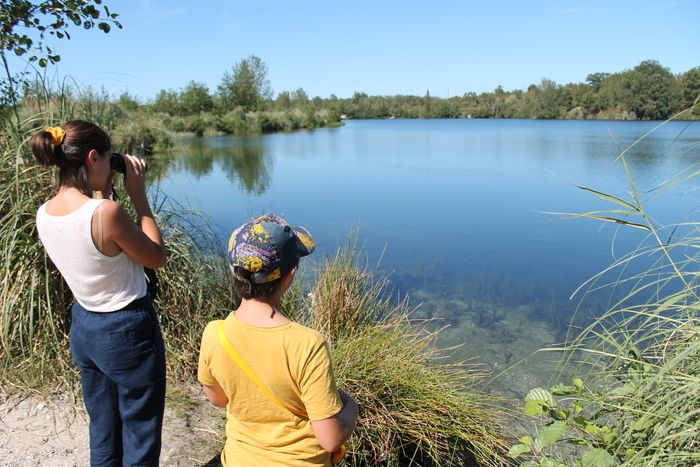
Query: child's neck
235,297,291,327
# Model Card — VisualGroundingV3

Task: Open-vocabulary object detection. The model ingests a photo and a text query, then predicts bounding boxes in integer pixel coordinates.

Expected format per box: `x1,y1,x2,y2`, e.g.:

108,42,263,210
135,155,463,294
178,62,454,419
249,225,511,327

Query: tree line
2,0,698,143
127,57,699,126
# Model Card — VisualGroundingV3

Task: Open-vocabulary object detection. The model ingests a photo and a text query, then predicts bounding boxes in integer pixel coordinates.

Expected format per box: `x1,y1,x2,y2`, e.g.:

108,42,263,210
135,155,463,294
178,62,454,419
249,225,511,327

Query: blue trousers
70,296,166,467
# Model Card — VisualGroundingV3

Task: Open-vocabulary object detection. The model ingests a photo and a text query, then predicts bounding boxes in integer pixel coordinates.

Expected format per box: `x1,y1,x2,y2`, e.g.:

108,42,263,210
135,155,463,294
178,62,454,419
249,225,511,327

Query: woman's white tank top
36,198,147,312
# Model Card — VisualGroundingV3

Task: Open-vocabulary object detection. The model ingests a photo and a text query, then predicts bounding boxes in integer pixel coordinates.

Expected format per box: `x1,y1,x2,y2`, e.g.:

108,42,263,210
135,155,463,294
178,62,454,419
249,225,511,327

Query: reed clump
0,126,77,388
291,248,511,466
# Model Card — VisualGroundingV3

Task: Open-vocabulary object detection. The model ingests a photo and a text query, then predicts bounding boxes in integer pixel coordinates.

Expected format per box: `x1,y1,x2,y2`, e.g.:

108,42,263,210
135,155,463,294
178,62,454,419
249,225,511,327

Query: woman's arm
310,389,359,453
103,154,166,268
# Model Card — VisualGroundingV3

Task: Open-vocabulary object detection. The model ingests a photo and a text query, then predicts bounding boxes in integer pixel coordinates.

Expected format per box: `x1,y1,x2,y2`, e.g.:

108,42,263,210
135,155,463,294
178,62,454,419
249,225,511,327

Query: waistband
78,294,153,314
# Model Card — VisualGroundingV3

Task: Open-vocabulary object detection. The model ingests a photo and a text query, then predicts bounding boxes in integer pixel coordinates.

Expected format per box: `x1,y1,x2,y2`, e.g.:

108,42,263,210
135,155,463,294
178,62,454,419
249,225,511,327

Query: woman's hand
106,153,167,269
123,154,147,204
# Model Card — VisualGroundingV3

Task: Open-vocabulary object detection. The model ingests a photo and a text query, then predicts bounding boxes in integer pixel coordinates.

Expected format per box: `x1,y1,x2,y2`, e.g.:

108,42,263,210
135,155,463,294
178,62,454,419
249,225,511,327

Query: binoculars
110,153,147,174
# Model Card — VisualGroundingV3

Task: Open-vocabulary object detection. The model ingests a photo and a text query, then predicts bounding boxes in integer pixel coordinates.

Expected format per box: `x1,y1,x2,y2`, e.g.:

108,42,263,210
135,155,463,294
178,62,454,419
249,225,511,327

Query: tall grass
0,76,235,387
0,124,76,388
512,108,700,465
291,247,511,466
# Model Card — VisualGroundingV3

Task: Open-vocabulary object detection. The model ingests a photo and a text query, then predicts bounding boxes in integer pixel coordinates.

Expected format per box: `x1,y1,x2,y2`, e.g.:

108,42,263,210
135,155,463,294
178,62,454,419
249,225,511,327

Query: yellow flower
46,126,65,145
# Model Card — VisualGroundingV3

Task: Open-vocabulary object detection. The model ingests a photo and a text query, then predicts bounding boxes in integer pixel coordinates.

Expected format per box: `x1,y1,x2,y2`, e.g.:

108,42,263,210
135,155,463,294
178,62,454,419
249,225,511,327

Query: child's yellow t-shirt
198,313,343,466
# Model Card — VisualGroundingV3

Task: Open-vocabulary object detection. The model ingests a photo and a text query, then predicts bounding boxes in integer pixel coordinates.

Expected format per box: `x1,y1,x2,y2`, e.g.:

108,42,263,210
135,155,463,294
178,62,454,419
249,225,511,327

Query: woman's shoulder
99,199,136,232
98,198,124,218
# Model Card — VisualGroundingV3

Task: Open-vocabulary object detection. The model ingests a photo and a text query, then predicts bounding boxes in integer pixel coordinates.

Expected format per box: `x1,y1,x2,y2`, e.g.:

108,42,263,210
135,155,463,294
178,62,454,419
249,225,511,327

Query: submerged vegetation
509,111,700,466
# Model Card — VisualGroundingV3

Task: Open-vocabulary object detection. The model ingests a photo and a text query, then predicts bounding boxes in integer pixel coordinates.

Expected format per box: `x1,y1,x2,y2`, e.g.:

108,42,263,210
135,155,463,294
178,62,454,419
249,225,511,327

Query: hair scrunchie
45,126,65,145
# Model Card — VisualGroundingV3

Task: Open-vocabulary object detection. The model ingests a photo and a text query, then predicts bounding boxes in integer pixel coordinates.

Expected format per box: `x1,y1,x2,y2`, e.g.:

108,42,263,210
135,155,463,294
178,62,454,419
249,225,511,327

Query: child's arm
310,389,359,453
203,382,229,408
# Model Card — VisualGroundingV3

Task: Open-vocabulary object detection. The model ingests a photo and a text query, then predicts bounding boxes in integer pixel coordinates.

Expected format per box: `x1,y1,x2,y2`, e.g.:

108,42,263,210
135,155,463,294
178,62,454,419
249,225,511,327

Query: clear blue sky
11,0,699,101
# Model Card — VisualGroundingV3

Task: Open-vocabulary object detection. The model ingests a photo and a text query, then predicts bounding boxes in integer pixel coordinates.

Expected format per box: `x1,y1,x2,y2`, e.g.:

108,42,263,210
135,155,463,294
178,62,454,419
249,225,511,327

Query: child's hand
330,444,346,464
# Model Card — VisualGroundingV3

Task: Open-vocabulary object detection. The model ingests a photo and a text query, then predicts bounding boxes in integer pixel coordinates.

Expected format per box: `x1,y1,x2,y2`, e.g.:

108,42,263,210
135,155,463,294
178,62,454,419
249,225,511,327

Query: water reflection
151,136,272,195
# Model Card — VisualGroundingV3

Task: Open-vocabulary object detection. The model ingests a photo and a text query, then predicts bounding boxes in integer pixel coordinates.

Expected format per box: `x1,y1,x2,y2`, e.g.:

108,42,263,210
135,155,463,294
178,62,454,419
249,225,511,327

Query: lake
152,119,700,396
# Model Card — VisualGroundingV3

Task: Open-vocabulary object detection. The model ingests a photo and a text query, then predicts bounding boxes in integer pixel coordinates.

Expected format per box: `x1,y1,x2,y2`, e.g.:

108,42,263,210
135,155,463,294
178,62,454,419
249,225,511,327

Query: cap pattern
228,214,315,284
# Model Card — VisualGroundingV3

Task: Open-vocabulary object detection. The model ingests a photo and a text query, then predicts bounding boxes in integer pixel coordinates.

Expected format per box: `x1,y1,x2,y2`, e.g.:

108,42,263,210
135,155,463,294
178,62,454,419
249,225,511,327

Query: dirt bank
0,385,223,466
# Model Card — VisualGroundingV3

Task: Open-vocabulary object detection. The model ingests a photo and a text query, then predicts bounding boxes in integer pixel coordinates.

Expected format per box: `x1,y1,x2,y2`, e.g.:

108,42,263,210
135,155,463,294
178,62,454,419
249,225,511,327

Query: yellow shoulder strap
216,321,293,414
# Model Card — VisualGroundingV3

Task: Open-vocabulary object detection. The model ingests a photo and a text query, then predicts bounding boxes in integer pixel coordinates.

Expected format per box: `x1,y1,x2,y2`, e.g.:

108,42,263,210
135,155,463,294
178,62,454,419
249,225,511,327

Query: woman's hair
233,258,298,300
31,120,111,195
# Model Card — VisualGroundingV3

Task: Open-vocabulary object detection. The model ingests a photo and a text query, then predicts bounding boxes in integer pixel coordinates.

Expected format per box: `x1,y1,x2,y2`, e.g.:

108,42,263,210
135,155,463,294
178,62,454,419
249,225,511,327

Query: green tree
598,71,633,114
275,91,291,110
627,60,681,119
537,78,561,119
585,72,611,91
679,67,700,111
179,80,213,115
218,55,272,112
118,92,139,112
152,89,180,115
291,87,308,103
0,0,121,122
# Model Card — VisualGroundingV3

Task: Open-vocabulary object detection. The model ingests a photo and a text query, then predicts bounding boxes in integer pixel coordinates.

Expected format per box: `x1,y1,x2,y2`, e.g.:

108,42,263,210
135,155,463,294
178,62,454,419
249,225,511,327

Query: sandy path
0,386,224,466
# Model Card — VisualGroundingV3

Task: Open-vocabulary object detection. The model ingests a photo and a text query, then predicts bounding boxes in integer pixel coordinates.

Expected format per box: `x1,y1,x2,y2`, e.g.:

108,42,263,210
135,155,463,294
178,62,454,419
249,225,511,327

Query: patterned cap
227,214,316,284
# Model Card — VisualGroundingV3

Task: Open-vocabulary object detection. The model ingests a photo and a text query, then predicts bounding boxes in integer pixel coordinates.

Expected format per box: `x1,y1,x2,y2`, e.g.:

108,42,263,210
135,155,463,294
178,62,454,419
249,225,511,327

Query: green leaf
573,378,584,390
574,185,639,210
631,416,654,432
518,436,532,446
584,423,599,434
573,415,589,427
509,443,531,458
536,421,568,450
98,22,110,33
581,448,614,467
525,388,556,407
524,400,545,416
572,214,651,230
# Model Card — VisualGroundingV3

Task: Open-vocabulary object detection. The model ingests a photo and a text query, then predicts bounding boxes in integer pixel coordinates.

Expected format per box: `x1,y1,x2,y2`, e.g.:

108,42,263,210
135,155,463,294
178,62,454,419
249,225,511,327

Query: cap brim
293,226,315,257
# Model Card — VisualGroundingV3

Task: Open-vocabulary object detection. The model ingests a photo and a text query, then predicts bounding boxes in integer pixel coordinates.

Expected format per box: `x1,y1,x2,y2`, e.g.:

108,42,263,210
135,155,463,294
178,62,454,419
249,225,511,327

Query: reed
0,115,76,388
511,107,700,466
297,247,511,466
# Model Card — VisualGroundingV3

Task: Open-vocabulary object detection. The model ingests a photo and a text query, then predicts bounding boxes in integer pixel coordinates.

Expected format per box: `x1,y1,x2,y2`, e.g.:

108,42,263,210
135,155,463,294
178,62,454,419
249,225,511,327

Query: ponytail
31,129,62,167
30,121,111,195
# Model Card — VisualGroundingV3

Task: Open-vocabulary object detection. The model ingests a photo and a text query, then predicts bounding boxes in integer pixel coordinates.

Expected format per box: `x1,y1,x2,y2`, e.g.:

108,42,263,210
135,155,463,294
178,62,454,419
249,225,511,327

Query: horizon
6,0,699,102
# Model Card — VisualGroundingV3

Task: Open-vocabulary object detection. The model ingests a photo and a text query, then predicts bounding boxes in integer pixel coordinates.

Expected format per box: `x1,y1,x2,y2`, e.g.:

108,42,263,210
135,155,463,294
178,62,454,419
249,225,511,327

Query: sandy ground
0,385,224,467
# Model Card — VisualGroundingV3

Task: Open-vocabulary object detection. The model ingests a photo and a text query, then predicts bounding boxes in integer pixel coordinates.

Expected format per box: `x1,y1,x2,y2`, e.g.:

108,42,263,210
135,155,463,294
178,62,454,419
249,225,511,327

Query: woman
32,121,167,466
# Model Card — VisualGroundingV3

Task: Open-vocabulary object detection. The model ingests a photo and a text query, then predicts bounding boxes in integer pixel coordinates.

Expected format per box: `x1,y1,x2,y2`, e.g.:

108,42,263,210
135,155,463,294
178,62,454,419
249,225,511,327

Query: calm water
152,119,700,394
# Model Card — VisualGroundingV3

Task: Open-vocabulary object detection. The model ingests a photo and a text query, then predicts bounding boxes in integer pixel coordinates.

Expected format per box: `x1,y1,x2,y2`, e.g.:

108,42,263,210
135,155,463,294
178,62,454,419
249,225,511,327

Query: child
198,214,358,466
